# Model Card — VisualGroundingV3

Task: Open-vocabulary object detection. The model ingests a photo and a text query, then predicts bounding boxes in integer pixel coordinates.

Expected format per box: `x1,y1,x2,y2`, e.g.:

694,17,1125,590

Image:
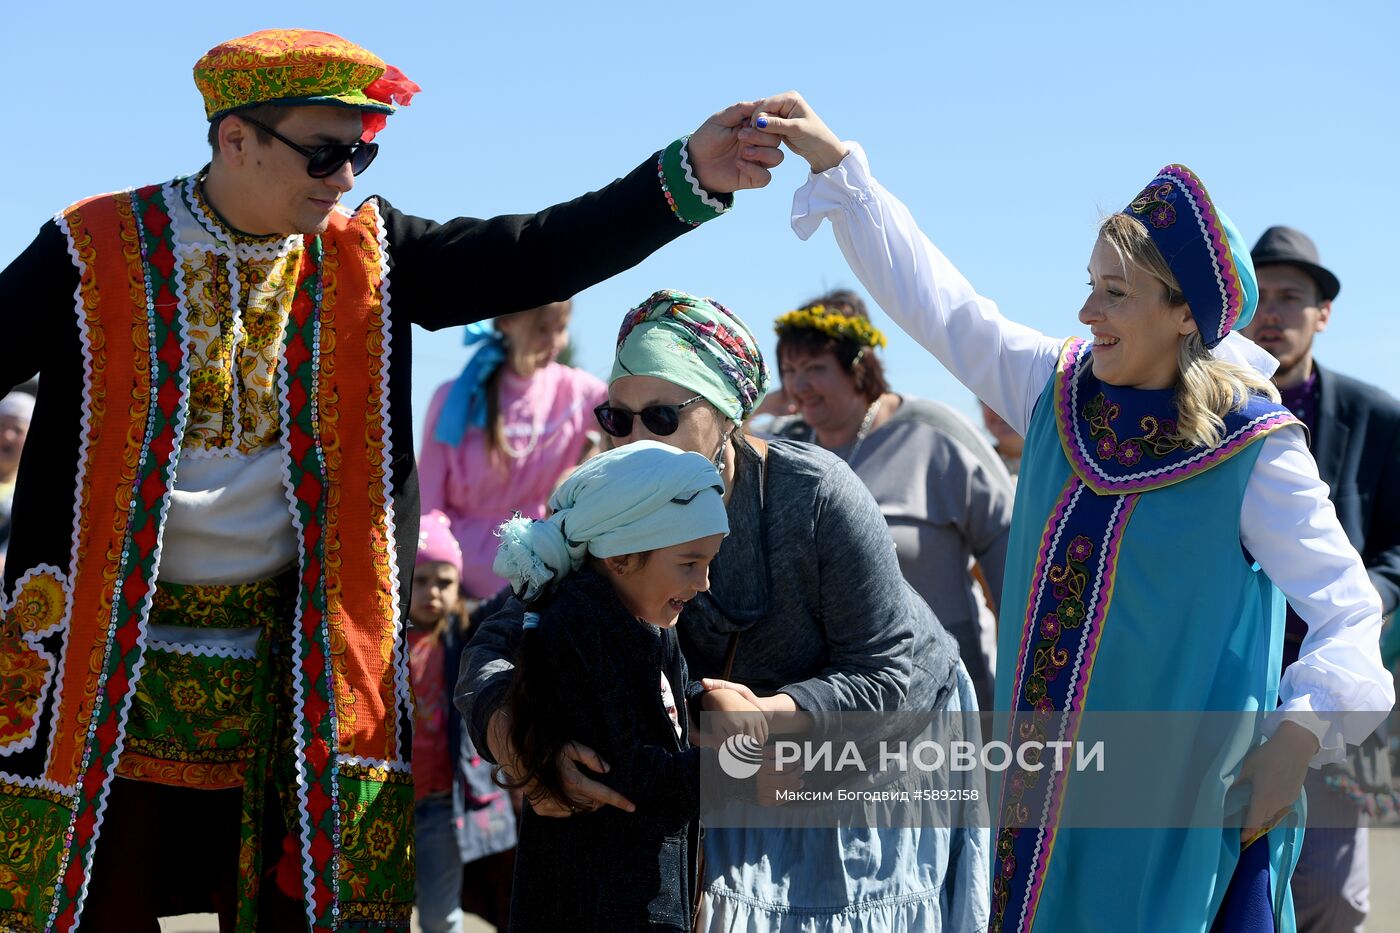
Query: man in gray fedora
1242,225,1400,933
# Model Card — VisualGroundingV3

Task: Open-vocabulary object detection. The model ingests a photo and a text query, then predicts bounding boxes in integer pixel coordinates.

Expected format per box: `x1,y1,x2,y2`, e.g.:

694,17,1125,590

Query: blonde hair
1097,214,1279,450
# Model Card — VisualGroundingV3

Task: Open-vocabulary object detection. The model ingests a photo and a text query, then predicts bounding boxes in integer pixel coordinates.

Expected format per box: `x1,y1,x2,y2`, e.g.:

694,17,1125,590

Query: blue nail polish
756,116,768,129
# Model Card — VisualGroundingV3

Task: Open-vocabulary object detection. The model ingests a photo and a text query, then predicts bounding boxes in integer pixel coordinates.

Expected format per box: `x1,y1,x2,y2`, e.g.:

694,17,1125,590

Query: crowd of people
0,26,1396,933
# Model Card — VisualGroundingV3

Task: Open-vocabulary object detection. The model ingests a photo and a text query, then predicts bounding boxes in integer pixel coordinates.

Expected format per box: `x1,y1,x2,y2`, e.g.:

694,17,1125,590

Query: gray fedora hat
1250,226,1341,301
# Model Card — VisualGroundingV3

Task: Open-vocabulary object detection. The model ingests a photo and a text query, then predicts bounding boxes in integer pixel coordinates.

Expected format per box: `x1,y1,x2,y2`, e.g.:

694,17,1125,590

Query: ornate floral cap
1120,165,1258,348
774,302,887,349
193,29,419,140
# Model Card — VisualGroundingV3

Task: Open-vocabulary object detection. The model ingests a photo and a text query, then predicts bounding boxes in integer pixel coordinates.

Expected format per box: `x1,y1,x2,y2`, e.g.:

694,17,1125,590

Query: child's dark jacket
509,567,702,932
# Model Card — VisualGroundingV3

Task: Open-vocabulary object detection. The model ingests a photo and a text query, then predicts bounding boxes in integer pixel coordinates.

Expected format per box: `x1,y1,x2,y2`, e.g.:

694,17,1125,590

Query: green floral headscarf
610,289,771,422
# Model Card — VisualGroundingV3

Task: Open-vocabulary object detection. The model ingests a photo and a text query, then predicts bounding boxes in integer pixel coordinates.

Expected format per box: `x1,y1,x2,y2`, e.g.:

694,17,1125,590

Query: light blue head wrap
492,440,729,603
1220,211,1259,333
432,321,506,446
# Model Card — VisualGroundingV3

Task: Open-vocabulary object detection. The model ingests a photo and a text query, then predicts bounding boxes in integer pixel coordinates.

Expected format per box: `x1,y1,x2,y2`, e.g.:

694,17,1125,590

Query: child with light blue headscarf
490,440,757,929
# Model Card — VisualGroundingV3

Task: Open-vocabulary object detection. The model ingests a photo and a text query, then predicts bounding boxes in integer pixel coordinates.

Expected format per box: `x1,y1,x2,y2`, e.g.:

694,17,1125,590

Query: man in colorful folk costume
0,28,782,932
760,91,1393,933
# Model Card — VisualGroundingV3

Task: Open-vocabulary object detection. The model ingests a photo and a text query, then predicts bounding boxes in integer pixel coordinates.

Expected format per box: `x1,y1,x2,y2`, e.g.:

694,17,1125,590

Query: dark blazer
508,567,700,932
1311,363,1400,615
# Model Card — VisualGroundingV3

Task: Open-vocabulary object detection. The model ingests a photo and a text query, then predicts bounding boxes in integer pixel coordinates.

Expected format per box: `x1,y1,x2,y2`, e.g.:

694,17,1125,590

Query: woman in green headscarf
462,289,989,931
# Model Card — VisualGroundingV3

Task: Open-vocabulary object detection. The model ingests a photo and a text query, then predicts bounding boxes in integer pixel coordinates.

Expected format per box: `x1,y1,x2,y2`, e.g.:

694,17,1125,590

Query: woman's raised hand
687,101,786,192
746,92,849,175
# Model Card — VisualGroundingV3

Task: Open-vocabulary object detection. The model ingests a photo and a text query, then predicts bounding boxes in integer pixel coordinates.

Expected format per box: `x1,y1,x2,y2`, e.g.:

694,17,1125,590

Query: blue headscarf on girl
432,320,507,446
493,441,730,605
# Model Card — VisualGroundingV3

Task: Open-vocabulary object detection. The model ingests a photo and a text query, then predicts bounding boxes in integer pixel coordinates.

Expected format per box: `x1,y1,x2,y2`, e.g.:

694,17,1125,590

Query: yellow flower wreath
774,304,888,349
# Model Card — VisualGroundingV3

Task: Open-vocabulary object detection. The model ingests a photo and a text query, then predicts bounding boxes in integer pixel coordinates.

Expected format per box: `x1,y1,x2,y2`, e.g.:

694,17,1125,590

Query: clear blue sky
4,2,1395,435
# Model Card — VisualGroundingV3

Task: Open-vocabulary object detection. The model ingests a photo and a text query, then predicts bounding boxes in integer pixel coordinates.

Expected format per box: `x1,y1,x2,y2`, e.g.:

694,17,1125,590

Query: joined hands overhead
689,92,847,192
742,91,849,175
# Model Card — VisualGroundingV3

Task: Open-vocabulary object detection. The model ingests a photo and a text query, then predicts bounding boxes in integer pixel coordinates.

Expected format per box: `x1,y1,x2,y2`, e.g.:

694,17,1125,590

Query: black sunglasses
594,395,705,437
239,115,379,179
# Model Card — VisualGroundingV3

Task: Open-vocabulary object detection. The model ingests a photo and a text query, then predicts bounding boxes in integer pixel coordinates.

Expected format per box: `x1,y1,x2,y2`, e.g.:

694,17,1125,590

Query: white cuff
1270,677,1393,768
1264,705,1342,767
791,142,871,241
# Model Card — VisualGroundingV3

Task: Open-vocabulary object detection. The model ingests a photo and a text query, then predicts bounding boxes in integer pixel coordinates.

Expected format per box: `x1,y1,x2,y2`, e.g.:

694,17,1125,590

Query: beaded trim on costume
369,200,415,766
274,231,337,924
270,202,416,927
657,137,731,227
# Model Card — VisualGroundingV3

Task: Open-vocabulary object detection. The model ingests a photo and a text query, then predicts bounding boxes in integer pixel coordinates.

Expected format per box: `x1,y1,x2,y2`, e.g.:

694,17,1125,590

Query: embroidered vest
0,179,412,931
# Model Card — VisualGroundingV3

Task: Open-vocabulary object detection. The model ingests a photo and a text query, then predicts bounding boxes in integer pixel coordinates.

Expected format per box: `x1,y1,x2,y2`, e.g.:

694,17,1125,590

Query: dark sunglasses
594,395,705,437
239,115,379,178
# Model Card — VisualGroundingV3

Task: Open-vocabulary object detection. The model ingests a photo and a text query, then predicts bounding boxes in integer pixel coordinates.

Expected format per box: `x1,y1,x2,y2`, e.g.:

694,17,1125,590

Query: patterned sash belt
116,576,293,790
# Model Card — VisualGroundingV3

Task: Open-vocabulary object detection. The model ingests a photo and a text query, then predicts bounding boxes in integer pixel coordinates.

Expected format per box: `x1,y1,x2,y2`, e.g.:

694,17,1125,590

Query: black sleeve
0,221,76,394
542,618,700,830
456,596,528,762
379,151,698,330
1365,417,1400,615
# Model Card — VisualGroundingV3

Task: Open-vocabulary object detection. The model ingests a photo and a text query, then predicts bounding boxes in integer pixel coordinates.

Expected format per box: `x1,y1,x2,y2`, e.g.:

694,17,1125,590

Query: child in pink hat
410,510,517,932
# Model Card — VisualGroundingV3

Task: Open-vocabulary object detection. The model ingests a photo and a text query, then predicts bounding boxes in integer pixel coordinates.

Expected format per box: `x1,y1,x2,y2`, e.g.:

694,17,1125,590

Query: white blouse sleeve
1242,427,1396,766
791,143,1063,436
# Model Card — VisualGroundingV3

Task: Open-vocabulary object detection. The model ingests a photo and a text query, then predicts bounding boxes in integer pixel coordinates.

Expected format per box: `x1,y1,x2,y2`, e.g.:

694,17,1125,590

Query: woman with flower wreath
750,91,1395,932
420,300,606,603
768,289,1013,709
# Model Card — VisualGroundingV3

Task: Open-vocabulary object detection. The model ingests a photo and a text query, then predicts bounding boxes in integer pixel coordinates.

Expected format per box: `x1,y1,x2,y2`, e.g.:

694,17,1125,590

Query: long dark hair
494,591,584,808
493,552,647,807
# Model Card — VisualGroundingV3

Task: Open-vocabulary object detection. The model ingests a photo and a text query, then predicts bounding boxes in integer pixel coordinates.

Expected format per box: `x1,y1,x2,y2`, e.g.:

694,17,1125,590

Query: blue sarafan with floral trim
1120,165,1258,348
988,337,1304,933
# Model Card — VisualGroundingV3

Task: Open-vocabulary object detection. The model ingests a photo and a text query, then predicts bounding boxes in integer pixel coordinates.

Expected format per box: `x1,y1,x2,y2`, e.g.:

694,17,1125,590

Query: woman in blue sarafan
755,92,1395,932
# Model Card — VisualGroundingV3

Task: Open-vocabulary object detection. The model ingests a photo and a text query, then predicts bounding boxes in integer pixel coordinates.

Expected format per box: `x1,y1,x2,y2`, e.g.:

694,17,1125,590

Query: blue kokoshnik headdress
1121,165,1258,348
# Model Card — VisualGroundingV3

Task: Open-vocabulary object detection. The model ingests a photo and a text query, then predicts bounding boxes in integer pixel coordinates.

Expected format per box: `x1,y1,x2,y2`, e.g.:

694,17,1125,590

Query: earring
712,425,735,473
